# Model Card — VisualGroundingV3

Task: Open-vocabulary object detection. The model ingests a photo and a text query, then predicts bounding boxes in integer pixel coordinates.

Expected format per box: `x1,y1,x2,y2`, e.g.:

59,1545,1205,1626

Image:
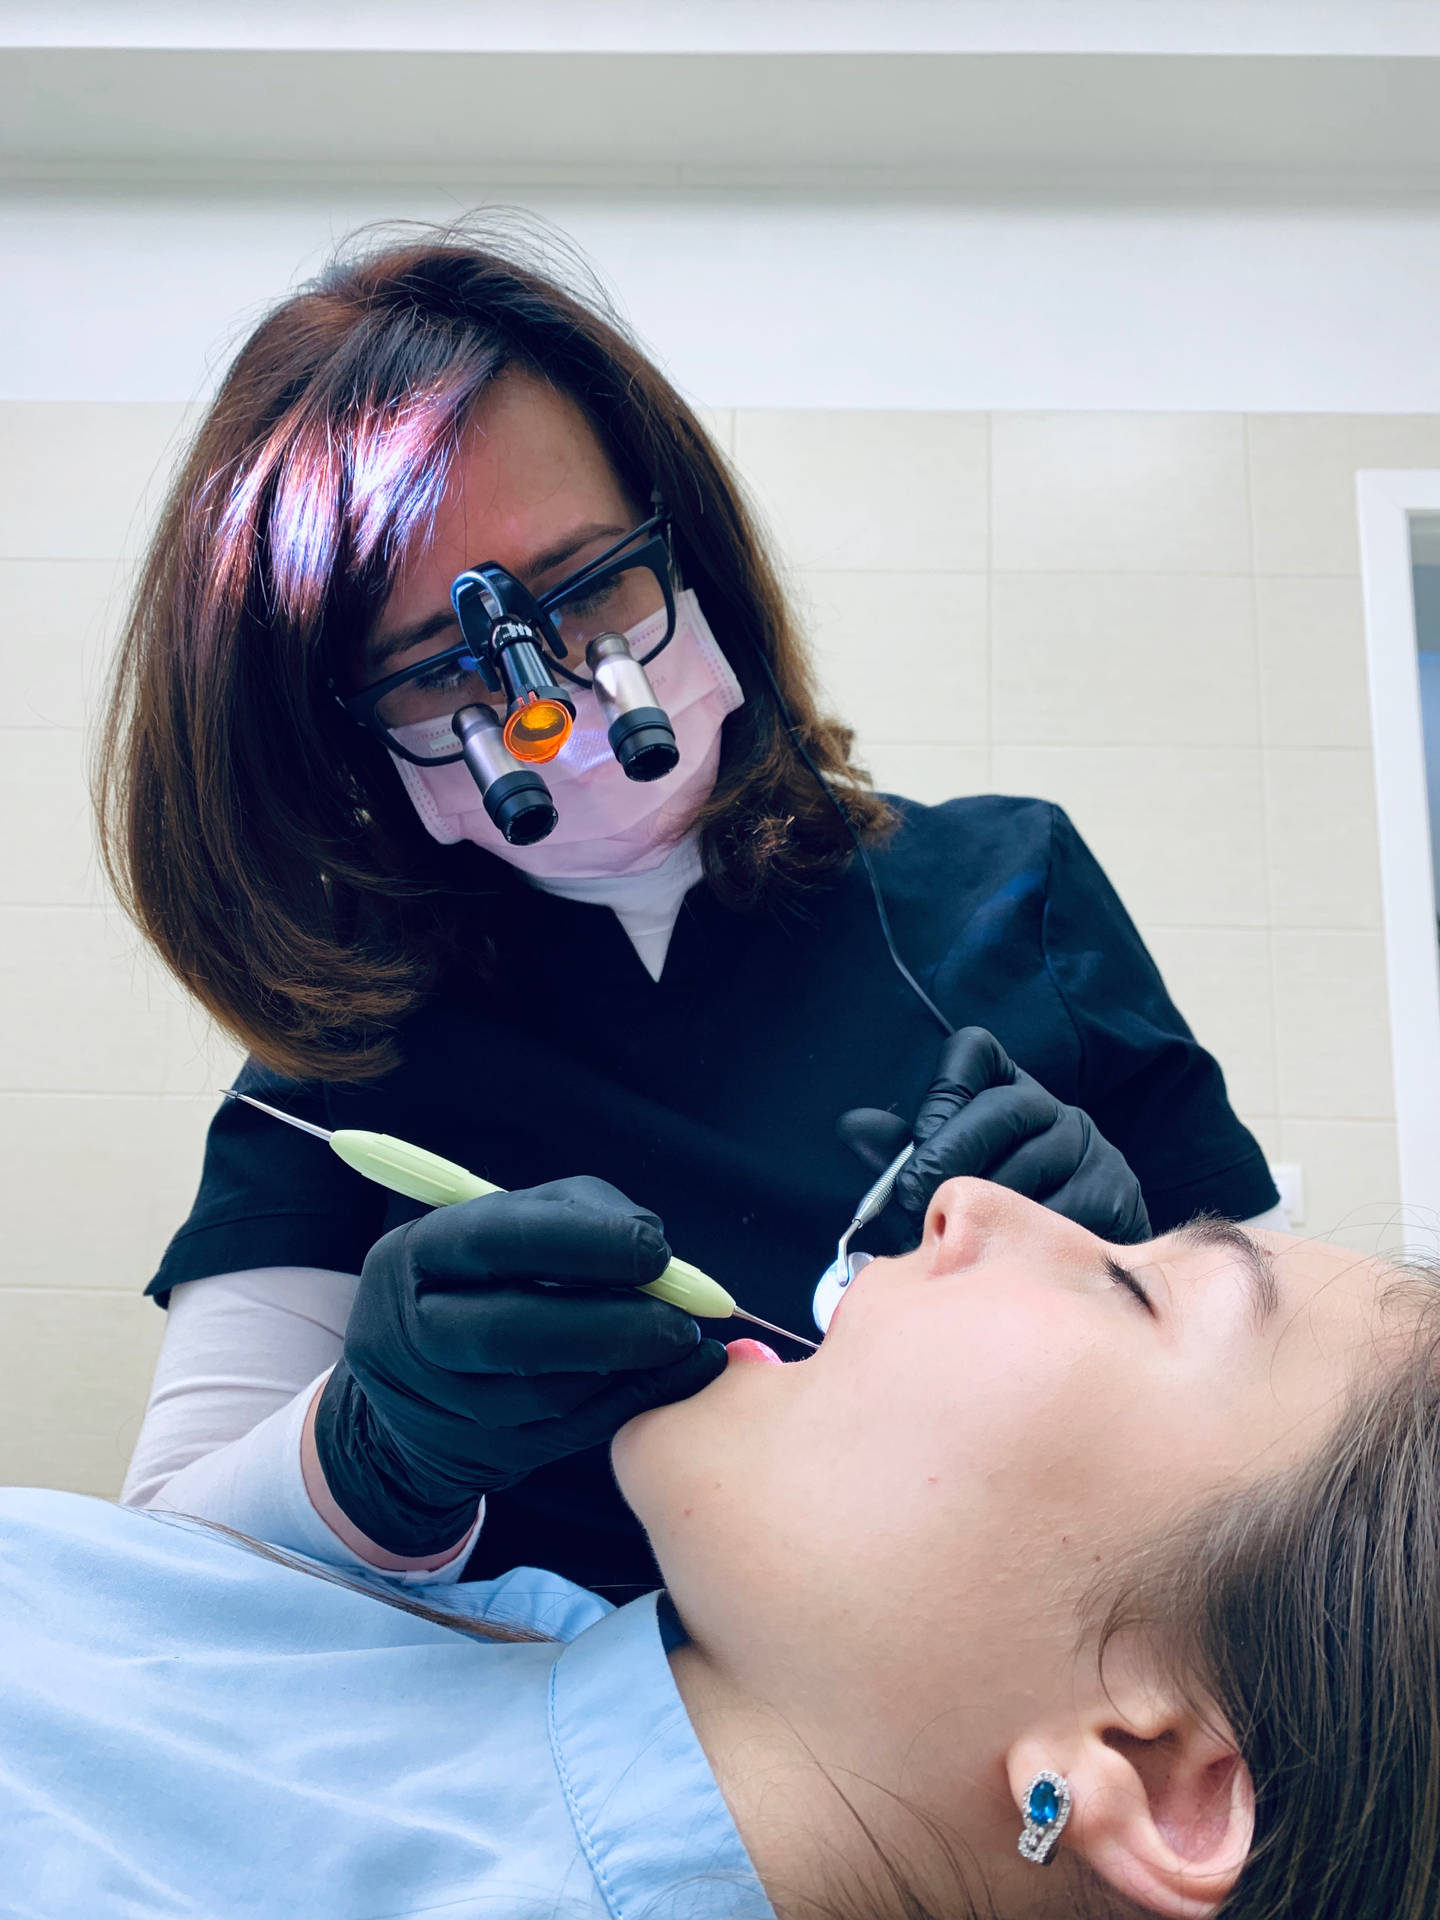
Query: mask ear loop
741,636,955,1041
737,570,954,1334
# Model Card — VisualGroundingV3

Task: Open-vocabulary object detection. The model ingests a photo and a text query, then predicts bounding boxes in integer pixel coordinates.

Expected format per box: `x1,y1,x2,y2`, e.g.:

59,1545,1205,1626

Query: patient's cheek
823,1291,1117,1504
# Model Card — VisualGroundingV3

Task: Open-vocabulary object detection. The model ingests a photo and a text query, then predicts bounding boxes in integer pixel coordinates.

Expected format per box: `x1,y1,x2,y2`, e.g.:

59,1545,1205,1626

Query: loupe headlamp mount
443,565,572,847
445,539,681,845
450,565,576,754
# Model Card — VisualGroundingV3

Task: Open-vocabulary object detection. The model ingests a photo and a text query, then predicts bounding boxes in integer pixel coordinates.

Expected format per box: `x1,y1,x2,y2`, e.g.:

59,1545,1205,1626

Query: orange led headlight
502,692,573,763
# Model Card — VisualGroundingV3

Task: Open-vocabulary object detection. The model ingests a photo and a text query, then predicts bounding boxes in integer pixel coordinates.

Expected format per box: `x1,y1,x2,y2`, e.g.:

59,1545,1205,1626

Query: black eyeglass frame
338,513,678,767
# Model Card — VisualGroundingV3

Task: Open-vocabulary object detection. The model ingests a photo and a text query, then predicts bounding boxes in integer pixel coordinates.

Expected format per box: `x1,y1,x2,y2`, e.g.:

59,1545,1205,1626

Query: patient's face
615,1179,1414,1733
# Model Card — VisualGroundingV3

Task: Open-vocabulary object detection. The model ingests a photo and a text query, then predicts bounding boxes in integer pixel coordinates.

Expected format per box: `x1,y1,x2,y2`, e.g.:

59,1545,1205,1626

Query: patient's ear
1007,1653,1254,1920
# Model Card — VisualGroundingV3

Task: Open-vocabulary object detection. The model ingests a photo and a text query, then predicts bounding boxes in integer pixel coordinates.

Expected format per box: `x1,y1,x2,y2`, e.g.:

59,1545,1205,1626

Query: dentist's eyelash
1104,1254,1155,1316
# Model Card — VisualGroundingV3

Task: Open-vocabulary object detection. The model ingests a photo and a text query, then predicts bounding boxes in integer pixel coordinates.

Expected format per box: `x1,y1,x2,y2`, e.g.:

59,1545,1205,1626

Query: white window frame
1356,470,1440,1226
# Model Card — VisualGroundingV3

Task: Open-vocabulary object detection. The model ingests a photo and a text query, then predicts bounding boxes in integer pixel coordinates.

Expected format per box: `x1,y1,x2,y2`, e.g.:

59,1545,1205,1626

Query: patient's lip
725,1338,782,1366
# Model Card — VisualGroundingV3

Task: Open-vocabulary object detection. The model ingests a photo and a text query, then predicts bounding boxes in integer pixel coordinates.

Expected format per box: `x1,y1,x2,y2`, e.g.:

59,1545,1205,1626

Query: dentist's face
362,364,643,693
615,1180,1411,1729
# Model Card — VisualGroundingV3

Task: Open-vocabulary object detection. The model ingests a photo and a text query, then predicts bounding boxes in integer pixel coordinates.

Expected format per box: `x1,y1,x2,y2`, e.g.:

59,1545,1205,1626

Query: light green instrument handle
329,1129,737,1321
330,1130,497,1207
641,1252,735,1321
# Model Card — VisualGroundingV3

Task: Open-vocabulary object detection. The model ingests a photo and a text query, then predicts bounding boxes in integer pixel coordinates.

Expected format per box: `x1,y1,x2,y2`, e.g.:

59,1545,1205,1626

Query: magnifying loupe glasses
340,513,681,842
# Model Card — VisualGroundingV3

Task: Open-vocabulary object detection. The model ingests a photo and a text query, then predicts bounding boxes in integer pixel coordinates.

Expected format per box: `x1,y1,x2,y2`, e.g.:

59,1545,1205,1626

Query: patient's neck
667,1638,851,1916
666,1637,1052,1920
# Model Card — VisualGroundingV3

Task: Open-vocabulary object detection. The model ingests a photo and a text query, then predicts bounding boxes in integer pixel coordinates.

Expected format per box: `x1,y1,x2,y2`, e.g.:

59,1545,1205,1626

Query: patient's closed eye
1105,1255,1155,1316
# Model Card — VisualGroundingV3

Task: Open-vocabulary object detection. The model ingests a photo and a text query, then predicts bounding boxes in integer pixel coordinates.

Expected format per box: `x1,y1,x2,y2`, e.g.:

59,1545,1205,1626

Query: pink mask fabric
389,590,744,880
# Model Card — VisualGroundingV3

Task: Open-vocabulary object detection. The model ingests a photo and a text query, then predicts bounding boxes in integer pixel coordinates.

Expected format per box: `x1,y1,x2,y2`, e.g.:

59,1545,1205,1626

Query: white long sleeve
122,1266,357,1506
121,1268,480,1584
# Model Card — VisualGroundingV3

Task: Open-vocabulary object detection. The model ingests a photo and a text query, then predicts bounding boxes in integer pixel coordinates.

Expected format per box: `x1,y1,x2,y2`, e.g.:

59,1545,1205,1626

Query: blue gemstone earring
1017,1770,1071,1866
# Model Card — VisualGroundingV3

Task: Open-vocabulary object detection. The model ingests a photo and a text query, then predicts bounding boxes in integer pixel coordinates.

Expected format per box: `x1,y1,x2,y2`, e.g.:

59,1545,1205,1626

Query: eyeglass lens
546,562,666,661
374,654,495,761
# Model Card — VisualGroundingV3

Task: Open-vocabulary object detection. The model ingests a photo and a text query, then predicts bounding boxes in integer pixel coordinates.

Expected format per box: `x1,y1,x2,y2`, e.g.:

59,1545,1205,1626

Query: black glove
313,1176,726,1556
838,1026,1150,1246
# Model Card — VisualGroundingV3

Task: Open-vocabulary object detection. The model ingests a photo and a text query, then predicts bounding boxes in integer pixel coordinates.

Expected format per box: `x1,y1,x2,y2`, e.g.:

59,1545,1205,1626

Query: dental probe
223,1090,818,1351
835,1140,915,1276
812,1140,916,1332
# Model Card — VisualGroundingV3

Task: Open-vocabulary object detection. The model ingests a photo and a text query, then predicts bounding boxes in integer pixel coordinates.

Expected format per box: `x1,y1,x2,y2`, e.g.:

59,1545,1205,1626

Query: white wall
7,184,1440,412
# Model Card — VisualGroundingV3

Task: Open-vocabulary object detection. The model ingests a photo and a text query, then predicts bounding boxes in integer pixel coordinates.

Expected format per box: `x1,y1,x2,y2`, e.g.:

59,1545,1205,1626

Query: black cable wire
746,643,955,1040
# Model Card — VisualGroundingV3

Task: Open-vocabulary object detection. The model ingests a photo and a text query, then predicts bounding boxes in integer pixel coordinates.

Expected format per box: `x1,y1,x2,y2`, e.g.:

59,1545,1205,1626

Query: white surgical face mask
389,589,744,880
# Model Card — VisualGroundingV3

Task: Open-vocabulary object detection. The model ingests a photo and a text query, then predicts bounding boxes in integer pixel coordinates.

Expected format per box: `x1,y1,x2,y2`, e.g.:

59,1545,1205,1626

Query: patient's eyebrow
1170,1218,1280,1328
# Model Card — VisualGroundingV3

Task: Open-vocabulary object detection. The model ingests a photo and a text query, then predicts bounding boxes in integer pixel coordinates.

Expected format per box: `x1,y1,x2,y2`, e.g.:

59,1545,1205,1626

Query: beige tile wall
2,402,1434,1495
0,402,245,1497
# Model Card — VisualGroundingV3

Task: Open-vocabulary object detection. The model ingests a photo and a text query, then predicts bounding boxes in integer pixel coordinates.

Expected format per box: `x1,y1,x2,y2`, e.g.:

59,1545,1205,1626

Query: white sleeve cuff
145,1371,483,1587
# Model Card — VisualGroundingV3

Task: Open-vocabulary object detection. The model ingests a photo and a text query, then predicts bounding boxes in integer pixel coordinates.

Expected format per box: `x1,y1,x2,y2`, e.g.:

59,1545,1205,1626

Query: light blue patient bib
0,1488,773,1920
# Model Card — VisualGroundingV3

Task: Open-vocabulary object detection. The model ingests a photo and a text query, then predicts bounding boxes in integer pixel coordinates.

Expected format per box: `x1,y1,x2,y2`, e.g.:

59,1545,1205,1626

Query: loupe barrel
587,633,680,782
451,705,558,845
496,634,565,705
493,630,576,763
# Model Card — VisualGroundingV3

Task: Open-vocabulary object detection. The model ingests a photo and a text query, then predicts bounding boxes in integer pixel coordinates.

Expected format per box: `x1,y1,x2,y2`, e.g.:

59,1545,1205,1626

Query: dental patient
2,1177,1436,1920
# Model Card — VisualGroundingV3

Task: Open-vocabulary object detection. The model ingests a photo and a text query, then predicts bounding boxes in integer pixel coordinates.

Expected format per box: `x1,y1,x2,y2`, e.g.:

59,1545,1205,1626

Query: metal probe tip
729,1306,819,1353
220,1088,334,1141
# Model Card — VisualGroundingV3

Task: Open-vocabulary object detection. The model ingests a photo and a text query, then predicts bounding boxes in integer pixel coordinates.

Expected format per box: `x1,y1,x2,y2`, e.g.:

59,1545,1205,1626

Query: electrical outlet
1269,1162,1305,1227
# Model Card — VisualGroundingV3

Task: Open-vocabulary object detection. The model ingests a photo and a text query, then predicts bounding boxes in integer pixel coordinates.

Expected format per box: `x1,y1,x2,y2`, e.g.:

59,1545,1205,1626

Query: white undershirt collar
520,831,705,982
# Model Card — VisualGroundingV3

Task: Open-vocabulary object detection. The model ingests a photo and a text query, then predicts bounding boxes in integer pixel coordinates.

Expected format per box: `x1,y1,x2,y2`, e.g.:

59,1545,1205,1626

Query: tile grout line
0,1285,176,1297
0,1094,227,1102
1243,414,1283,1135
984,410,994,789
854,739,1375,753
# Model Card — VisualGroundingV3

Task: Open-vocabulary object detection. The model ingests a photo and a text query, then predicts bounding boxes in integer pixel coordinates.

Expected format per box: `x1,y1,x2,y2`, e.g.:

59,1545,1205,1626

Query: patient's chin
612,1333,799,1529
610,1390,689,1506
610,1345,743,1514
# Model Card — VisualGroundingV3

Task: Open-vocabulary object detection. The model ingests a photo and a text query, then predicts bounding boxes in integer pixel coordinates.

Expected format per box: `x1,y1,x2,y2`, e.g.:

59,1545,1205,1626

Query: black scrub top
149,796,1277,1593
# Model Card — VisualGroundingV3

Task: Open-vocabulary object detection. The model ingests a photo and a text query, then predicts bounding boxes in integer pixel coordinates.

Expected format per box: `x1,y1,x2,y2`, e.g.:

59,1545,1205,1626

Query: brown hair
147,1511,550,1645
96,221,890,1082
1114,1296,1440,1920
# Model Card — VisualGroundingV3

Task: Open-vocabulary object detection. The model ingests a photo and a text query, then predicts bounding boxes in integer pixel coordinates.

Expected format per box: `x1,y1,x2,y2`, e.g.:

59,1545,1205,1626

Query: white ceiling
5,1,1440,57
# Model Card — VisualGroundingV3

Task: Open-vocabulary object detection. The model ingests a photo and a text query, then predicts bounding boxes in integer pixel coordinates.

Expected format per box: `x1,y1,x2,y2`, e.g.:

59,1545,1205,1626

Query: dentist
105,231,1280,1592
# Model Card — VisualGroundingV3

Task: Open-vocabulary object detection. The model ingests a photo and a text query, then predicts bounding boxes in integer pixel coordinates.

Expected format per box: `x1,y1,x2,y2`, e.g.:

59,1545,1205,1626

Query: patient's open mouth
724,1338,782,1366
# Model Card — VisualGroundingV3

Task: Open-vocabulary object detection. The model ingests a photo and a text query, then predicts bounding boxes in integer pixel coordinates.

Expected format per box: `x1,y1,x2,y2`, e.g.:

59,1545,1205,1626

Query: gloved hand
313,1175,726,1556
838,1026,1150,1246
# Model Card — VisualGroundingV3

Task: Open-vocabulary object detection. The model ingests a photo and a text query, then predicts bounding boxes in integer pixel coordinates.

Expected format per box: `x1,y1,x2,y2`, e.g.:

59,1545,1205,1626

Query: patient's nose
922,1175,1102,1273
921,1175,1007,1269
